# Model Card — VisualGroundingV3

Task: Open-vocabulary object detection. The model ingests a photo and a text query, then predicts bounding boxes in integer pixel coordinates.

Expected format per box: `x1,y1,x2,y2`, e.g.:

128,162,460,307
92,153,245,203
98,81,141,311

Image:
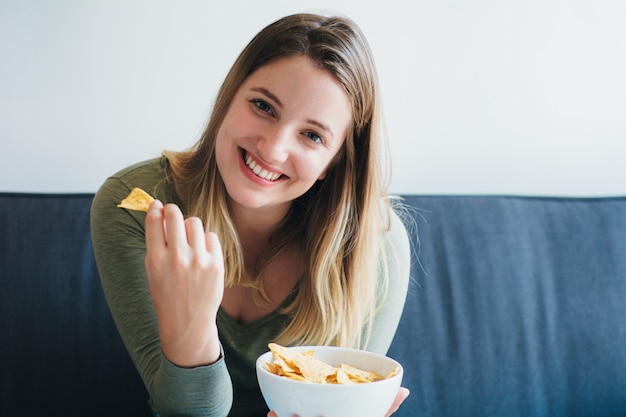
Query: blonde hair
164,13,392,348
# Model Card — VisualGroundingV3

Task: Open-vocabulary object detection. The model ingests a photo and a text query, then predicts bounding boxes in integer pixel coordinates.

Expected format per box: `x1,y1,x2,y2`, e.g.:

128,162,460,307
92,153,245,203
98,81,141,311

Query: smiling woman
90,12,411,417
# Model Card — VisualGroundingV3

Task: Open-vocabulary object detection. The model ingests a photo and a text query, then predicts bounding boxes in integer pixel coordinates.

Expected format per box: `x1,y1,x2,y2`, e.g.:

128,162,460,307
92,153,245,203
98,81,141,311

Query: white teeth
244,152,281,181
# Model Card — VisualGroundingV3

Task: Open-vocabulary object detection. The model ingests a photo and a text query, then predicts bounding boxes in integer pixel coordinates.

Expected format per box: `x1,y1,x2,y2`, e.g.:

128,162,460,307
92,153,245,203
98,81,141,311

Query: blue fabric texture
388,196,626,417
0,194,152,417
2,193,625,417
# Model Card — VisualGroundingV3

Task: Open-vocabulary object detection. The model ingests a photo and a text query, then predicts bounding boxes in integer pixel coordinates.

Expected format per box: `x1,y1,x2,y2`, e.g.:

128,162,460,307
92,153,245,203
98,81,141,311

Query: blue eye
252,99,273,115
304,132,323,143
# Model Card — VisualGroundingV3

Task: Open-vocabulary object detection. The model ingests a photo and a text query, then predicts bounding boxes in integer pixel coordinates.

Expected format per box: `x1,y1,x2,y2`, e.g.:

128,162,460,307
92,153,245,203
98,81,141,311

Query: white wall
1,0,625,196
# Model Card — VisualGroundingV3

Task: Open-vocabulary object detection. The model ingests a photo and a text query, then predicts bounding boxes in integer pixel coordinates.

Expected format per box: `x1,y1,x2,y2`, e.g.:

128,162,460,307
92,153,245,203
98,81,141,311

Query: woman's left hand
384,386,410,416
267,386,410,417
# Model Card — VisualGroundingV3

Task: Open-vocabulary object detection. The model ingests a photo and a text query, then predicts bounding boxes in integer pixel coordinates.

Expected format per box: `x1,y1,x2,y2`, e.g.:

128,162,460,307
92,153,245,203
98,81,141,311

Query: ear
318,171,327,180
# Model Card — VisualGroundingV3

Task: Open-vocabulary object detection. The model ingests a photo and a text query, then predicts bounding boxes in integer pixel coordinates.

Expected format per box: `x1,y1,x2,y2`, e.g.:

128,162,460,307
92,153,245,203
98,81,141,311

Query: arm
363,208,412,354
90,177,233,417
358,208,412,416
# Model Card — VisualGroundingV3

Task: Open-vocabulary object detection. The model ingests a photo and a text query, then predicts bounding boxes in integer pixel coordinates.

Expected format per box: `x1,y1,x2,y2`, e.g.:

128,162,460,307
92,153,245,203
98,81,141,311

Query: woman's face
215,55,352,217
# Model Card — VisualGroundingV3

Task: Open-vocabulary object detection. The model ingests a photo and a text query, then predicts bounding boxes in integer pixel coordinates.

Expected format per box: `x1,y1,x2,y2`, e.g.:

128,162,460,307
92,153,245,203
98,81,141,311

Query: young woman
91,12,411,417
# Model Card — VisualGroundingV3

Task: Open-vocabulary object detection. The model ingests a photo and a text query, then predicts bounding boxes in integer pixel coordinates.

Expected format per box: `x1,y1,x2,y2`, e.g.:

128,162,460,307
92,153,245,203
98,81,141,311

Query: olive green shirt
90,157,411,417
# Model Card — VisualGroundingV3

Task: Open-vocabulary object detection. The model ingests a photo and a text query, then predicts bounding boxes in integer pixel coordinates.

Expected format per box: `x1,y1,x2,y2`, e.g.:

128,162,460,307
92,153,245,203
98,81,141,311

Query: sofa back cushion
2,193,625,417
388,196,626,417
0,193,152,417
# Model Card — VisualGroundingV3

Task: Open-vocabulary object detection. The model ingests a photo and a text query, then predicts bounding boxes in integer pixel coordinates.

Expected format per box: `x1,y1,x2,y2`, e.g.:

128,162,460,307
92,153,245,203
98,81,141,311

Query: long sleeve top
90,157,411,417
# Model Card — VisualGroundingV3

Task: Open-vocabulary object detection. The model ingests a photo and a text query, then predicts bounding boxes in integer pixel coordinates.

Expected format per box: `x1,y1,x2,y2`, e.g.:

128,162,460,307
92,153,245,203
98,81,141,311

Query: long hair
164,13,392,348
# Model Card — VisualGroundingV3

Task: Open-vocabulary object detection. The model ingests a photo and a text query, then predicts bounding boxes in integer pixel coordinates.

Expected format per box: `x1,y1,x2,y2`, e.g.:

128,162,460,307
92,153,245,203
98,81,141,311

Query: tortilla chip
117,188,154,212
328,368,354,384
340,363,383,382
268,343,336,383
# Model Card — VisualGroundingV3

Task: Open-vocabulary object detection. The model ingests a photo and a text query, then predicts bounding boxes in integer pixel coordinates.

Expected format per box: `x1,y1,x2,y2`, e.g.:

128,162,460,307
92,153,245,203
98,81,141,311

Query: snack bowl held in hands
256,345,403,417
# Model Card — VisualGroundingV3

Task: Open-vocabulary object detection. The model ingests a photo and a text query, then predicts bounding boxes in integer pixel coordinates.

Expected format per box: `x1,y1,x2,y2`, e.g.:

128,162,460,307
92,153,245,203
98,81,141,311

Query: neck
231,204,289,238
229,201,292,272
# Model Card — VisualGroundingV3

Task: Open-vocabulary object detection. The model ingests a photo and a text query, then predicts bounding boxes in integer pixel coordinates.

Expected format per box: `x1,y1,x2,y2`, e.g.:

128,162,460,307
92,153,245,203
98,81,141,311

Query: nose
257,126,290,164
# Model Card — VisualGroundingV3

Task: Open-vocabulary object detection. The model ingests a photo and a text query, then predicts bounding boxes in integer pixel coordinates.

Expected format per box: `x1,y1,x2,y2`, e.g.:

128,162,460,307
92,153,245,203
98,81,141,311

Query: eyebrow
251,87,283,108
250,87,335,139
306,118,334,138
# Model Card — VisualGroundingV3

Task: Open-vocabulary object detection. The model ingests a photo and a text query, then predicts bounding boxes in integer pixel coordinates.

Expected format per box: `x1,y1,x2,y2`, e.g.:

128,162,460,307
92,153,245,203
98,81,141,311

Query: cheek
218,100,251,140
316,143,345,180
216,116,238,144
214,123,239,174
300,154,336,183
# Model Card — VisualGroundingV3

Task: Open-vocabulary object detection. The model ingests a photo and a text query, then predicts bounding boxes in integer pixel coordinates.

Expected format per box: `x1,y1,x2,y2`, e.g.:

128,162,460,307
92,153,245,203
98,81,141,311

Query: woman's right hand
144,200,224,367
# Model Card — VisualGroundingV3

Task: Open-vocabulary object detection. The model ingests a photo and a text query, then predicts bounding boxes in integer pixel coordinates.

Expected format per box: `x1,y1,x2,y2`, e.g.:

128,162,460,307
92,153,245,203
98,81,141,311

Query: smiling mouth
243,151,284,182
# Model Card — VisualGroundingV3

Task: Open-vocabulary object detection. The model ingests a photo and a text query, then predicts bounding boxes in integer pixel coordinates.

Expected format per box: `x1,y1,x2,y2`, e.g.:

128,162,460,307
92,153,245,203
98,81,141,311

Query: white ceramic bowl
256,345,403,417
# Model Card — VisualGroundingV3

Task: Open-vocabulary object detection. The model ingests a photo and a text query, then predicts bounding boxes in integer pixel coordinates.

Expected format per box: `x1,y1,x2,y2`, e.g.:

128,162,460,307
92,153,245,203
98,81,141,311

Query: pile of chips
263,343,400,384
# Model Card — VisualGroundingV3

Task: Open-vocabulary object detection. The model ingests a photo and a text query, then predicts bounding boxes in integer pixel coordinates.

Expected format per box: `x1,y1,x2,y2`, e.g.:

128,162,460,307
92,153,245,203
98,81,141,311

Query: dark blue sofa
1,193,625,417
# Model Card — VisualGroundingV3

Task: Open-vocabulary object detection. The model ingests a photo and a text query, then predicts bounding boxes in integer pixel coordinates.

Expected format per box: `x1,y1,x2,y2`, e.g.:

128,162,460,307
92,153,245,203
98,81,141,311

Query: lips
242,151,284,182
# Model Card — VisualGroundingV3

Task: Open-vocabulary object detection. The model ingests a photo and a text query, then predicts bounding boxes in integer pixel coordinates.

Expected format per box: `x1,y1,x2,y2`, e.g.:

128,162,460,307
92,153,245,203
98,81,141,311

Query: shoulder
91,157,179,230
94,157,178,206
385,199,412,256
107,157,175,199
380,197,413,287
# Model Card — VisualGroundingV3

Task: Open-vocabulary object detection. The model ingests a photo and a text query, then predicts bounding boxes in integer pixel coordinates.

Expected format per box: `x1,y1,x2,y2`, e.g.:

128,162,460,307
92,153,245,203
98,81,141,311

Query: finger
145,200,165,252
205,231,224,265
185,217,206,249
163,203,188,248
397,386,410,402
384,387,410,417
